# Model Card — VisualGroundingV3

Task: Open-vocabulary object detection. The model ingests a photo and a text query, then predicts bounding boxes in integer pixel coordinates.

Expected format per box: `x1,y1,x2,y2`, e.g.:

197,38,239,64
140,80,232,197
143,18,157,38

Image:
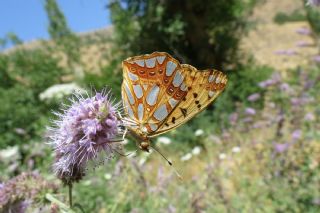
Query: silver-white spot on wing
142,84,148,90
153,104,168,121
133,85,143,99
146,85,160,106
172,71,184,87
128,72,139,81
209,91,215,98
149,123,158,131
124,100,135,120
124,82,135,104
145,57,156,68
166,61,177,76
156,56,166,64
134,59,145,67
138,103,144,121
180,83,187,91
215,75,221,84
208,75,214,83
169,98,178,108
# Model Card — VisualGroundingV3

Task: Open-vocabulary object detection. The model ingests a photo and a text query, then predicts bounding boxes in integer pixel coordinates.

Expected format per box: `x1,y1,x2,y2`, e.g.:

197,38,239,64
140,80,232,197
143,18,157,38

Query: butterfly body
121,52,227,151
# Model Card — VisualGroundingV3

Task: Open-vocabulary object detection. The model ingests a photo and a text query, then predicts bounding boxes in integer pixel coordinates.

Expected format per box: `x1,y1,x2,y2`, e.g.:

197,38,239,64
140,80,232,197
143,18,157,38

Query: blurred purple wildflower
48,90,125,184
258,73,281,88
312,55,320,63
291,96,312,107
229,112,238,125
296,27,311,35
245,107,256,115
247,93,261,102
0,172,57,213
304,112,315,121
307,0,320,6
274,49,297,56
296,40,313,47
274,142,290,153
292,129,302,141
279,83,291,93
242,117,253,123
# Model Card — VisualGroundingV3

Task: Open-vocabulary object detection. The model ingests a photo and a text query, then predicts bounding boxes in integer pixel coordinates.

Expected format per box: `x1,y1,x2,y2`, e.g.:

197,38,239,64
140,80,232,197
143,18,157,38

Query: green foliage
45,0,73,40
0,55,14,88
44,0,81,66
0,32,23,50
0,49,65,148
6,49,64,93
304,3,320,36
109,0,258,69
82,58,123,99
274,9,306,24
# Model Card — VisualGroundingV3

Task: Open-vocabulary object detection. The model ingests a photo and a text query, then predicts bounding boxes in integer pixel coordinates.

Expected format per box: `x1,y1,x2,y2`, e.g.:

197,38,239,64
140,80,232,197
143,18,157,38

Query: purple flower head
229,112,238,125
304,112,315,121
274,142,290,153
296,27,311,35
307,0,320,6
245,107,256,115
312,55,320,63
292,129,302,141
274,49,297,56
0,172,57,212
296,41,313,47
258,73,281,88
247,93,261,102
279,83,290,91
48,90,125,184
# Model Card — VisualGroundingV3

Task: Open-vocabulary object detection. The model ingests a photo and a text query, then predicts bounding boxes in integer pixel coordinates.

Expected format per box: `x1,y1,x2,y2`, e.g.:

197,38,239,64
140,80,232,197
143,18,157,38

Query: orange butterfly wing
121,52,227,137
151,64,227,136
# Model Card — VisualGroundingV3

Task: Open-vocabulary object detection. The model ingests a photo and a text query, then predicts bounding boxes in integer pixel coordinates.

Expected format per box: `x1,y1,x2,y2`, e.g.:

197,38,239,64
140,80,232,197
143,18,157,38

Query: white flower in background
192,146,201,155
139,150,152,165
232,146,241,153
219,153,227,160
139,157,147,165
157,136,172,145
104,173,112,180
180,153,192,161
0,146,20,163
39,83,85,101
194,129,204,136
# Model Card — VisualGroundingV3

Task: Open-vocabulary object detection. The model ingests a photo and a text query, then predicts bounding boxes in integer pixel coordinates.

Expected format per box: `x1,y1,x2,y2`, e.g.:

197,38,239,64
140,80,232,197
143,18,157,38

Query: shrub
109,0,258,69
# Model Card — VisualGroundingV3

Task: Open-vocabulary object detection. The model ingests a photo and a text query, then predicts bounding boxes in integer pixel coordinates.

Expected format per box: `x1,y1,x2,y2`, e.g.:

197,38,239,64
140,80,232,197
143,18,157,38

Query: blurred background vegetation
0,0,320,212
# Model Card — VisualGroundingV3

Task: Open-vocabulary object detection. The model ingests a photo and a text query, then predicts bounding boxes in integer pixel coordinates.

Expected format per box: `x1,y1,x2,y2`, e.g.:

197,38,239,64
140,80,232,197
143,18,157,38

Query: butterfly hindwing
149,64,227,136
121,52,227,137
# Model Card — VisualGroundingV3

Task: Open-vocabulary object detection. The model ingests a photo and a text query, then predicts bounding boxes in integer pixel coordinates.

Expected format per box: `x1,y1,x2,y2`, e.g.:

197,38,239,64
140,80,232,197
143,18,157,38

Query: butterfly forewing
121,52,227,137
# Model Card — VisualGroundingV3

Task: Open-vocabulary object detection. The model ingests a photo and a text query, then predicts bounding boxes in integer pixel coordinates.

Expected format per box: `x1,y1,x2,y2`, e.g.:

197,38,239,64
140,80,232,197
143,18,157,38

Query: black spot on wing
180,107,187,118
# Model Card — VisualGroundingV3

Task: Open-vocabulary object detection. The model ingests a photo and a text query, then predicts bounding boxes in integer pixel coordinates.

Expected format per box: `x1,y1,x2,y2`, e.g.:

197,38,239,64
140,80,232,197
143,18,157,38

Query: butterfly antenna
150,145,183,180
113,148,138,157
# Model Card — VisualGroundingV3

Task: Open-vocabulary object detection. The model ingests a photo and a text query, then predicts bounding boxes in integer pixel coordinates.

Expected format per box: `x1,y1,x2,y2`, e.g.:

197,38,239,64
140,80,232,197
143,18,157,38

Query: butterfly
121,52,227,152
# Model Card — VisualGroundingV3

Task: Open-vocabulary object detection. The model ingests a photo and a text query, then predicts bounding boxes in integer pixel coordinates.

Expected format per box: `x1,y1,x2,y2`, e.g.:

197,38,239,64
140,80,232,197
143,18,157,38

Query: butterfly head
138,139,150,152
